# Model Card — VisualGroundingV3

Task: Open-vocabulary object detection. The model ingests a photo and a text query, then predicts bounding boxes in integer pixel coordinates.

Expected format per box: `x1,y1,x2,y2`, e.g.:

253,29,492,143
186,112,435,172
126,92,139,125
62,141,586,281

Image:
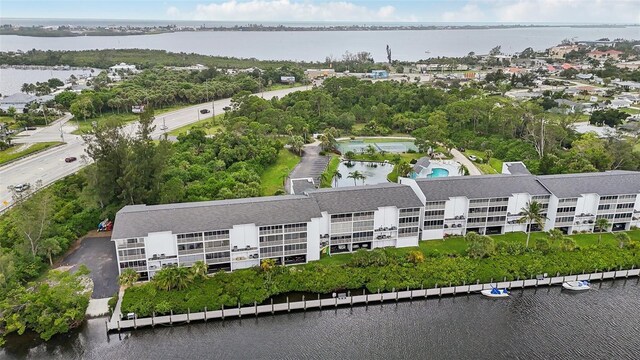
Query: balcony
424,214,445,220
204,245,230,253
284,249,306,256
284,237,307,245
121,266,146,272
555,221,574,227
259,239,283,247
119,254,145,262
206,257,230,264
486,220,506,226
117,242,145,250
178,248,204,256
177,236,203,245
424,204,446,210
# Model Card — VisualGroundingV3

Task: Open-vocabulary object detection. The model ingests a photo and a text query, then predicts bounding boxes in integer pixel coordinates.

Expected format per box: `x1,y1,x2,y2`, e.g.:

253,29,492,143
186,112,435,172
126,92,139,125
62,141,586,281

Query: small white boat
481,287,509,298
562,280,591,291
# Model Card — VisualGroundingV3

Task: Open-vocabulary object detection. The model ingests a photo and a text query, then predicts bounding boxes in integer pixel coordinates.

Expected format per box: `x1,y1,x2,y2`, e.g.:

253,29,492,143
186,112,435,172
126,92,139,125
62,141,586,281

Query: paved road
287,143,330,193
0,85,309,212
450,148,483,176
60,236,118,299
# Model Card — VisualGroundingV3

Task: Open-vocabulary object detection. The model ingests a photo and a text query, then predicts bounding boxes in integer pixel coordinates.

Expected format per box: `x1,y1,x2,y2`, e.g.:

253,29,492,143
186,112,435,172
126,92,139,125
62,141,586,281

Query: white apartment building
400,171,640,240
113,172,640,280
112,183,424,281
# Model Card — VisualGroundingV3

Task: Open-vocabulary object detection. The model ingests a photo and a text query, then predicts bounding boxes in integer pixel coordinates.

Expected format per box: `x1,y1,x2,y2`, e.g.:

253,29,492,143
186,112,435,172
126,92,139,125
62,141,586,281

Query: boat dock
107,268,640,332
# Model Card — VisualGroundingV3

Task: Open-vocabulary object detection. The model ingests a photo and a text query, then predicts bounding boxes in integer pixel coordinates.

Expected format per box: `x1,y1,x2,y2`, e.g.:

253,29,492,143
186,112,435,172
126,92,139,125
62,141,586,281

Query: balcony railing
178,248,204,256
259,240,283,247
117,242,145,250
284,249,306,256
206,257,230,264
121,266,146,272
284,238,307,245
177,237,203,245
119,254,145,262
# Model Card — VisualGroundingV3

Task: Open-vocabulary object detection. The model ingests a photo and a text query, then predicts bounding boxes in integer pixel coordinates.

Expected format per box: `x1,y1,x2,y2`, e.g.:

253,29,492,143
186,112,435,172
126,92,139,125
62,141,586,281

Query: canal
2,278,639,359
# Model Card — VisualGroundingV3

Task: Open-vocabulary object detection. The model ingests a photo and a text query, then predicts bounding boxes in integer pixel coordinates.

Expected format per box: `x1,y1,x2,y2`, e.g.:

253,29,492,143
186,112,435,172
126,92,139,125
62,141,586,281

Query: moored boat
481,287,509,298
562,280,591,291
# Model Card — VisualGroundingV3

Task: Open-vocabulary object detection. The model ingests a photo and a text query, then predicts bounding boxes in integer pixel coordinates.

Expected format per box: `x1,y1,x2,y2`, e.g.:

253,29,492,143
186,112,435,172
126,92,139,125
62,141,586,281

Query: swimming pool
428,168,450,177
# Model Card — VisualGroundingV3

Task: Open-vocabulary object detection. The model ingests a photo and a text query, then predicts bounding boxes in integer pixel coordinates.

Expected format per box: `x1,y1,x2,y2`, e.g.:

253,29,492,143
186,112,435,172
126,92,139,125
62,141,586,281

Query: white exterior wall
574,194,599,232
444,197,467,237
632,196,640,228
422,229,444,240
545,195,560,231
145,231,177,259
374,206,398,229
399,178,426,204
230,224,260,271
307,218,322,262
504,193,530,233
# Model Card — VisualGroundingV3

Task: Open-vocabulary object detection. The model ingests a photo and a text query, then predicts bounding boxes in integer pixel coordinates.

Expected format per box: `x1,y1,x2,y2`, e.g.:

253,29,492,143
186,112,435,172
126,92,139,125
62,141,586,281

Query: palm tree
518,201,546,248
595,217,610,244
397,162,413,178
288,135,305,156
484,150,494,164
190,260,208,280
458,164,470,176
153,266,193,291
344,151,356,165
118,268,140,288
348,171,364,186
331,169,342,187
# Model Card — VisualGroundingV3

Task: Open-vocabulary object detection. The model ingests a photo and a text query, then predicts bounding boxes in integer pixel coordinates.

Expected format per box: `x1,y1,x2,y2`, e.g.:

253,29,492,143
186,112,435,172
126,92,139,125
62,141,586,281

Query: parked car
200,109,210,114
160,125,168,131
25,126,37,131
14,183,30,193
65,157,77,163
468,155,478,161
458,147,465,152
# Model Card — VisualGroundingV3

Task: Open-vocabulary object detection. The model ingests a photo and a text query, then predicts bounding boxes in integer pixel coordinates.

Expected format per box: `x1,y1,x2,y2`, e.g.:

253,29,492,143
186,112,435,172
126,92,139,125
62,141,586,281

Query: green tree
40,237,62,266
152,266,192,291
396,161,413,178
615,232,631,249
69,96,95,121
518,201,545,248
331,169,342,187
288,135,305,156
407,250,425,264
348,170,365,185
595,217,610,244
190,261,208,281
466,232,495,259
118,268,140,287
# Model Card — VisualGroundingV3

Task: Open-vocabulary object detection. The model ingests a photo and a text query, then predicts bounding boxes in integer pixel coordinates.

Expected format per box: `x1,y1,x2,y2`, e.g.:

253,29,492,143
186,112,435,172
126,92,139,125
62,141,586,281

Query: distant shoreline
1,23,637,38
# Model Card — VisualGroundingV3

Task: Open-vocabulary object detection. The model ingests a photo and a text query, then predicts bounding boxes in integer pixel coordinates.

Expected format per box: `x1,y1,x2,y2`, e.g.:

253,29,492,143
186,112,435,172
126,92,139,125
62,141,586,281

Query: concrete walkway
86,297,110,317
450,148,482,176
108,288,125,326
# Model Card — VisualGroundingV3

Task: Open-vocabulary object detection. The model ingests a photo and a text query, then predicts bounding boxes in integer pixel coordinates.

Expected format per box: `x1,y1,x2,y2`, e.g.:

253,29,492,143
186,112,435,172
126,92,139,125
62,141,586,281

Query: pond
336,139,417,155
334,161,392,187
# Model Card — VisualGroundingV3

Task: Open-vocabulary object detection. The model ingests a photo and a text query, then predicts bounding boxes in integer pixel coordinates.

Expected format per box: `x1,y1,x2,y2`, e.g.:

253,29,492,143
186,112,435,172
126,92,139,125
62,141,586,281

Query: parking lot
61,235,119,299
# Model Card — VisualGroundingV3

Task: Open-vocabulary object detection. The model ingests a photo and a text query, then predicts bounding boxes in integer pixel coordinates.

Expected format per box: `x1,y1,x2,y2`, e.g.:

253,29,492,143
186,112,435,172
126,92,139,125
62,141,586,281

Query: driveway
286,143,331,193
450,148,483,176
60,236,119,299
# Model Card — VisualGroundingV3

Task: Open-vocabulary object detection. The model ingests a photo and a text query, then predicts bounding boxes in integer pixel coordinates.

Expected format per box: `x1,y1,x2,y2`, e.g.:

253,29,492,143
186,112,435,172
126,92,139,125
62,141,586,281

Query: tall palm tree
348,171,363,186
397,162,413,178
331,169,342,187
458,164,470,176
190,260,208,280
118,268,140,288
595,217,610,244
518,201,546,248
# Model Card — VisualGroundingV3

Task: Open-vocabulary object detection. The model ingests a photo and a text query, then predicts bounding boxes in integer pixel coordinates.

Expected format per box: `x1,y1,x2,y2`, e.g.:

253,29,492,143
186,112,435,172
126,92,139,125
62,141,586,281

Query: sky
1,0,639,24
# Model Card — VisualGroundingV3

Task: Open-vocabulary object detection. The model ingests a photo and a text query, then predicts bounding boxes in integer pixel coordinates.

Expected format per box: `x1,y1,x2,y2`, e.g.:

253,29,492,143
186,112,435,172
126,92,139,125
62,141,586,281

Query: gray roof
291,178,316,195
413,157,431,173
415,174,550,201
505,162,531,175
112,195,321,239
306,183,424,214
0,93,37,104
537,171,640,198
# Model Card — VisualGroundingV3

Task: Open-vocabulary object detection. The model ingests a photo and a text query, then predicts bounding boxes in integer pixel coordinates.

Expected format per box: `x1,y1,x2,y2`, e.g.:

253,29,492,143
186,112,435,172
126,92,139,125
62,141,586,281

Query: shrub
407,250,425,264
535,238,551,254
466,232,495,259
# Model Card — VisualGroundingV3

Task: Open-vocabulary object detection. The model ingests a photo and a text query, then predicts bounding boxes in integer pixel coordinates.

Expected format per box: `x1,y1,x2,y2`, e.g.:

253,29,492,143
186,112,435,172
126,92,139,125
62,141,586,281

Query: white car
468,155,478,161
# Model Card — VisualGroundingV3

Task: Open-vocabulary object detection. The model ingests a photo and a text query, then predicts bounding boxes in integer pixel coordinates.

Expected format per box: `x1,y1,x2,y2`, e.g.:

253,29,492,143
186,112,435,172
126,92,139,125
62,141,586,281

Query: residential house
587,50,624,61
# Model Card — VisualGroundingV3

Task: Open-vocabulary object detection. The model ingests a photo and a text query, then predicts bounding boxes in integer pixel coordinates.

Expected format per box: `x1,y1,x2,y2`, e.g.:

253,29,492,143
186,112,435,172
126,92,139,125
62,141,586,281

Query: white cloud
166,6,181,17
441,0,640,23
169,0,407,21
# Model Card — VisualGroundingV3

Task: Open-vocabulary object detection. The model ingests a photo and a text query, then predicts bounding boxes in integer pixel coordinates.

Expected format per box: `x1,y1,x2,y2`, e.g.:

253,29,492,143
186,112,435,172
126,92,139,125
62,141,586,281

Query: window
284,223,307,232
468,217,486,224
488,206,507,213
353,231,373,241
206,252,230,259
284,232,306,241
486,216,506,223
399,227,419,237
598,204,611,211
177,232,203,242
353,211,374,221
597,214,614,220
259,225,283,235
557,207,576,214
119,260,146,269
353,220,374,231
425,210,445,217
615,213,632,219
618,194,636,201
399,216,420,226
284,243,307,252
178,243,203,251
469,207,487,214
205,240,230,249
616,203,634,209
330,213,353,222
260,246,283,256
425,201,446,207
204,230,229,240
599,195,617,201
559,198,578,204
555,216,574,223
259,234,283,244
489,197,509,203
400,208,421,216
424,220,444,229
470,199,488,205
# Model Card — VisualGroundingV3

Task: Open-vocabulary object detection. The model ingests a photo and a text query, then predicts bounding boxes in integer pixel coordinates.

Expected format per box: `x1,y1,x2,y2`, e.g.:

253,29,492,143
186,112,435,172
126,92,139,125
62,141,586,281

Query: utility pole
60,121,64,142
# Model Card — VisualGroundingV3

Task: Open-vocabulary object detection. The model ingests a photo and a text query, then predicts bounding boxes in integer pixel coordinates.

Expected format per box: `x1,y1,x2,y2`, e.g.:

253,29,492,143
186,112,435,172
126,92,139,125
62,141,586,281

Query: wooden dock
107,268,640,332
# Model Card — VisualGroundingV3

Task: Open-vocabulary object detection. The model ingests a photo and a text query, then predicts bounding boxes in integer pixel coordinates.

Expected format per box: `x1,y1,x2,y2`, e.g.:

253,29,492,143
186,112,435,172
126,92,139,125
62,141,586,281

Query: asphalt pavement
61,236,118,299
0,85,309,212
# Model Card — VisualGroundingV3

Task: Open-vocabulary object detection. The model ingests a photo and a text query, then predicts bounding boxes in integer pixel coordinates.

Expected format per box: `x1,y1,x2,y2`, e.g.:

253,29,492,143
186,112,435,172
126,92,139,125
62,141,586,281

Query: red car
65,157,77,163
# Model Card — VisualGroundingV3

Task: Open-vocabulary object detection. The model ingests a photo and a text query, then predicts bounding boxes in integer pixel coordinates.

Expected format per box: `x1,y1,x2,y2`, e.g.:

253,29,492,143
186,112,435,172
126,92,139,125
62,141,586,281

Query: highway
0,85,309,212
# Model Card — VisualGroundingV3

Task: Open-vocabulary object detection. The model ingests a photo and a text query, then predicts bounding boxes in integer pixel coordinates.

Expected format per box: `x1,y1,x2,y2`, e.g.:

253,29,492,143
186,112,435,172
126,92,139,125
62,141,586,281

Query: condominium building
112,171,640,280
400,171,640,240
112,183,424,281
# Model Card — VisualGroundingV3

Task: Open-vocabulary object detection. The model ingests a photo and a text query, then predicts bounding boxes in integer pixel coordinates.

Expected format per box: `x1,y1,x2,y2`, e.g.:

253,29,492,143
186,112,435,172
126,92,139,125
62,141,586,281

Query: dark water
2,278,640,360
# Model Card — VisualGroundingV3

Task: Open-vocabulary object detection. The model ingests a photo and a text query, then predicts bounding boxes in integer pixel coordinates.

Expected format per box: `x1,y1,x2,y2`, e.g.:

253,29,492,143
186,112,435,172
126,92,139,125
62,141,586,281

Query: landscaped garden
120,229,640,318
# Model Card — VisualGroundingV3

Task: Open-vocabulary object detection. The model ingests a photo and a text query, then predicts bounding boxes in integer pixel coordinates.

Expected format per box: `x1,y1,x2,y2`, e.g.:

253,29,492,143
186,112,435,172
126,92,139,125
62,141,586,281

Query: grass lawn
267,83,304,91
320,155,341,188
72,112,138,134
167,114,223,136
464,149,503,174
316,229,640,266
621,108,640,115
260,149,301,196
0,142,63,165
